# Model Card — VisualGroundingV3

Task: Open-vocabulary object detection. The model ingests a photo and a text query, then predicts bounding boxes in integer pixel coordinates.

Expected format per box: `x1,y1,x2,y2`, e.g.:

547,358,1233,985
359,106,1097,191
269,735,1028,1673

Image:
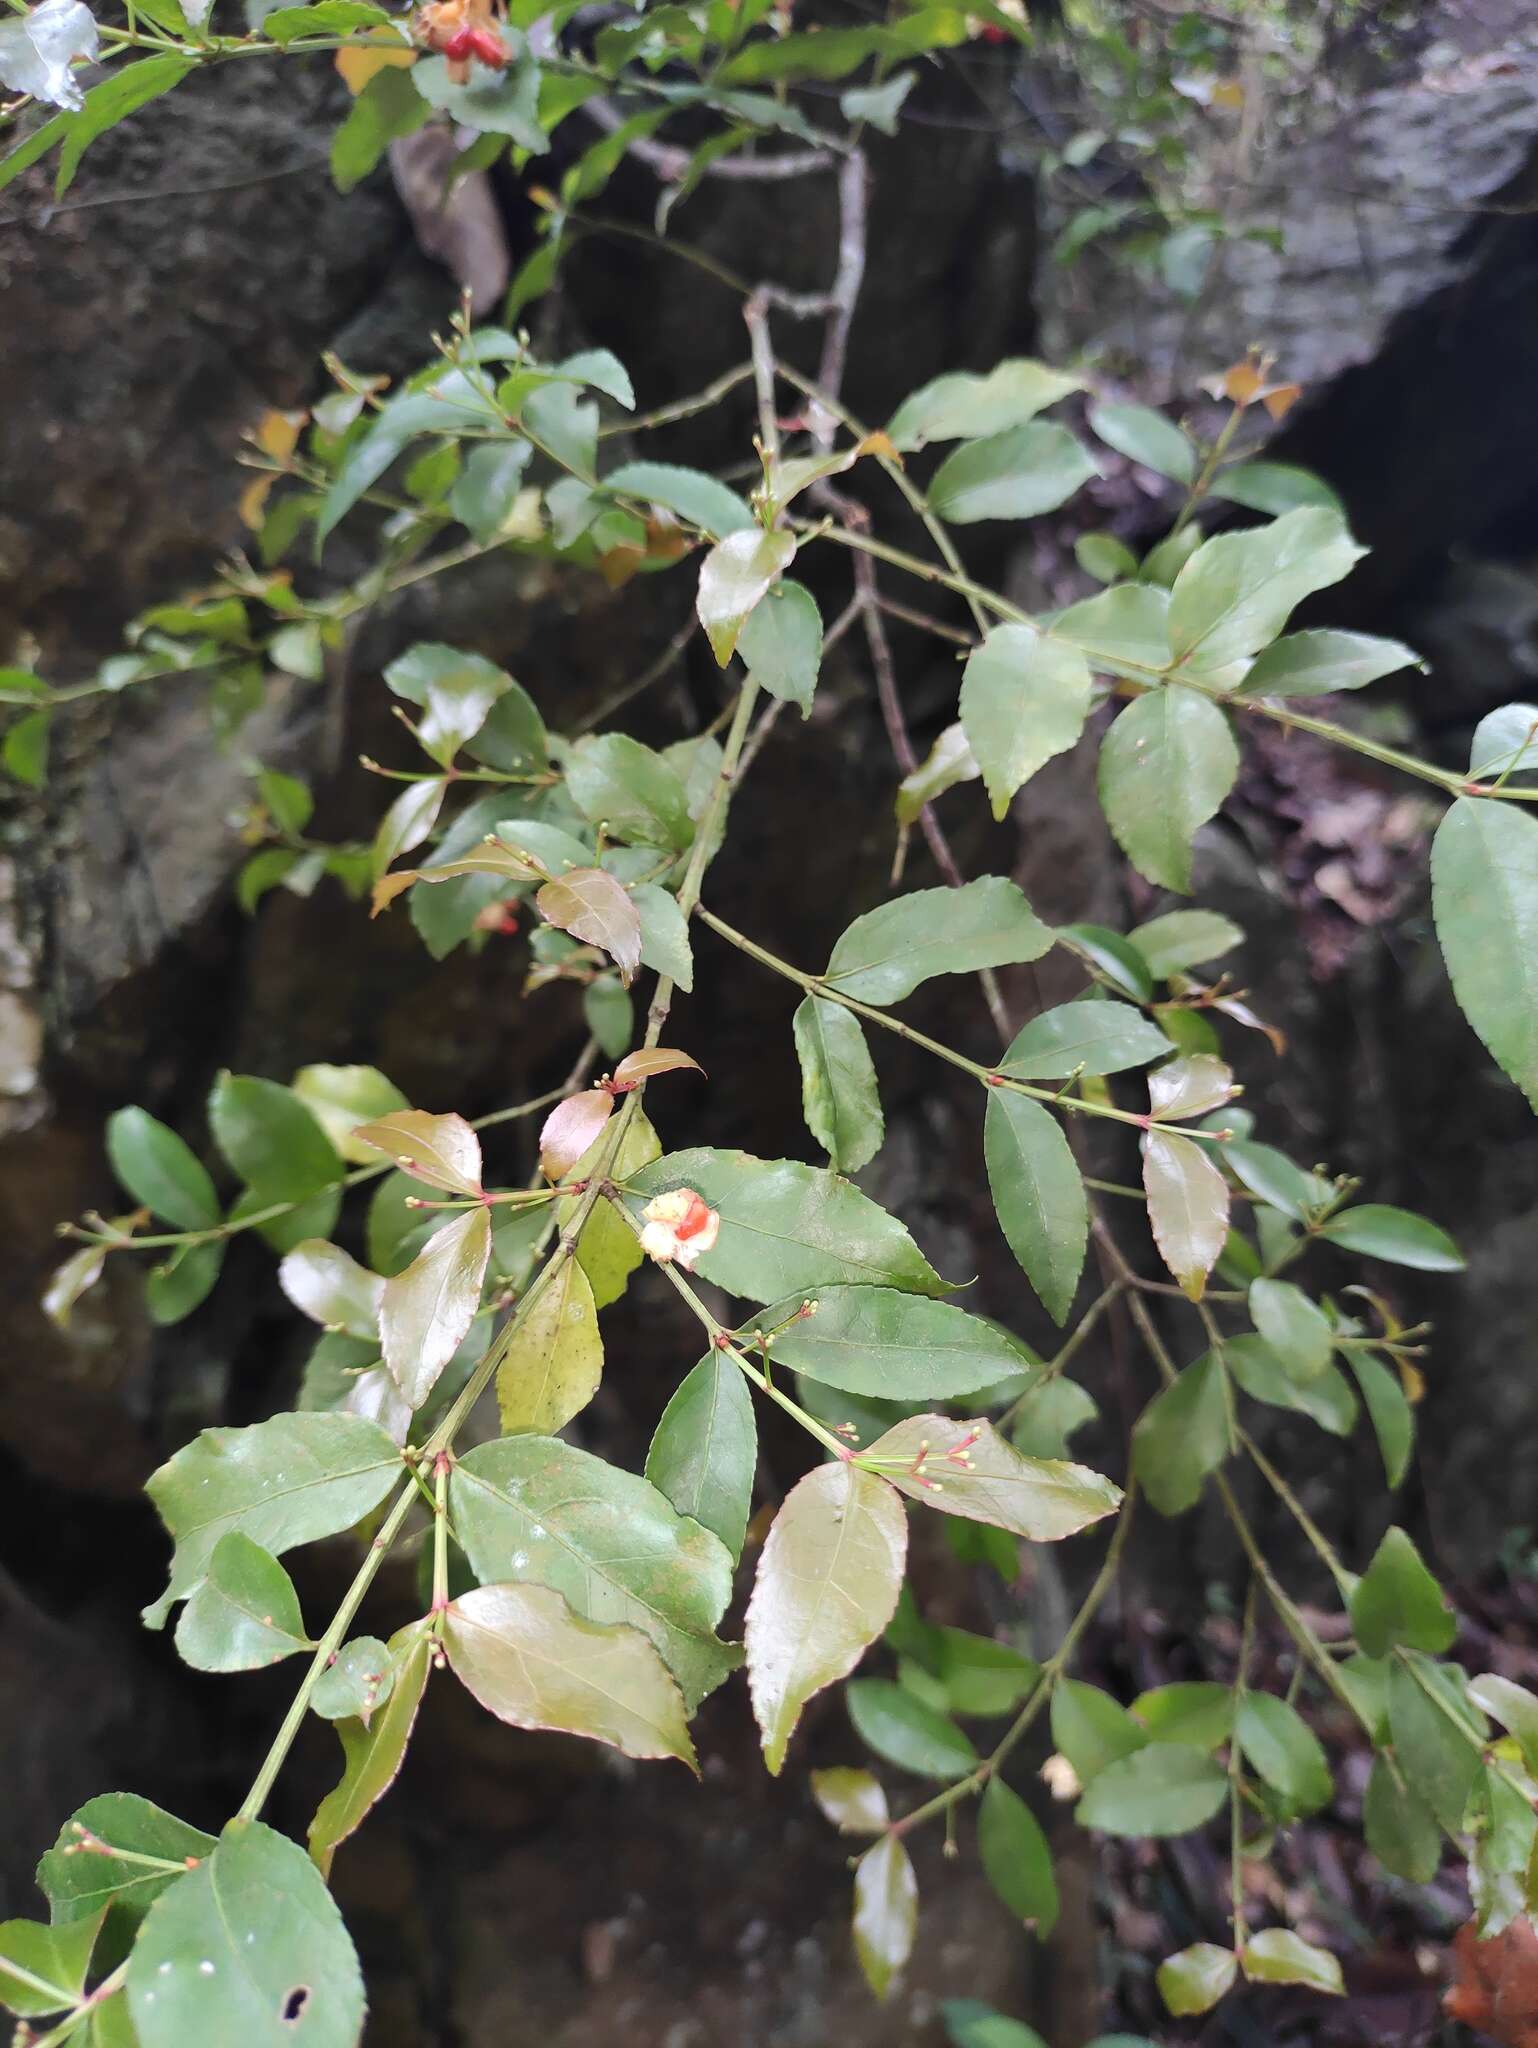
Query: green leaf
0,1913,100,2019
840,66,915,134
209,1073,342,1213
999,998,1172,1079
496,1252,602,1435
865,1414,1119,1540
630,1149,947,1301
537,867,643,983
144,1239,225,1325
1157,1942,1237,2016
1148,1053,1233,1121
1363,1756,1440,1883
413,51,547,147
352,1109,482,1195
1347,1351,1415,1489
448,439,533,543
54,53,196,197
3,707,50,786
929,422,1099,525
38,1794,215,1930
630,882,694,992
1438,796,1538,1110
1222,1138,1322,1221
888,360,1083,452
329,63,428,194
753,1288,1028,1401
896,721,979,824
1248,1277,1331,1384
309,1620,432,1876
583,975,632,1059
1098,688,1239,892
812,1767,889,1834
126,1819,364,2046
959,624,1093,818
1075,1742,1227,1836
444,1581,695,1768
1349,1526,1455,1659
736,579,822,714
1317,1203,1463,1271
827,877,1053,1005
851,1834,917,2001
1142,1129,1229,1299
1239,1929,1344,1994
943,2001,1047,2048
645,1354,757,1561
1471,701,1538,781
1470,1673,1538,1775
1236,1693,1332,1816
310,1637,395,1724
279,1240,383,1340
1088,400,1196,483
793,995,884,1173
383,643,511,765
451,1435,738,1711
1051,1680,1146,1783
1057,922,1154,1002
1076,531,1141,584
602,460,753,539
264,2,391,41
847,1677,979,1779
291,1065,409,1164
695,527,796,665
1210,462,1343,516
985,1091,1087,1325
978,1778,1059,1934
1226,1333,1358,1437
1128,909,1242,978
1131,1351,1229,1517
1131,1682,1234,1750
1167,507,1365,676
1052,584,1171,677
1388,1656,1481,1834
174,1531,309,1673
746,1461,906,1774
142,1411,401,1628
566,733,694,851
379,1206,491,1411
1236,628,1421,699
930,1629,1041,1716
105,1106,219,1229
318,367,485,542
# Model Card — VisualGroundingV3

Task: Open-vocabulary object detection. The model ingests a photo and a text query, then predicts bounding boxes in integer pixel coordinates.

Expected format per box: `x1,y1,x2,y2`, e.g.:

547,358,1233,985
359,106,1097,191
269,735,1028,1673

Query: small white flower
639,1188,720,1271
0,0,99,112
1039,1752,1081,1802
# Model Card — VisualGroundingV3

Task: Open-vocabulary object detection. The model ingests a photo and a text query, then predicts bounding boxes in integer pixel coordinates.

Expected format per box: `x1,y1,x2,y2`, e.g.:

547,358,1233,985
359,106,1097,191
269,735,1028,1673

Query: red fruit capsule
440,23,475,57
466,23,508,66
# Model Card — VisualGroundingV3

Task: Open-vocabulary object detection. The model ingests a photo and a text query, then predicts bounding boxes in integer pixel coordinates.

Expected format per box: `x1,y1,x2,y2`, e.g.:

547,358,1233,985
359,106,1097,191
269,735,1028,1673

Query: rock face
3,8,1538,2040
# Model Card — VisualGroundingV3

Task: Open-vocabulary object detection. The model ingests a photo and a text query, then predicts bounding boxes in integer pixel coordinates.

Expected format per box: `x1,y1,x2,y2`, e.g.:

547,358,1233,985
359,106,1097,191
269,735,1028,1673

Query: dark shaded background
4,3,1538,2040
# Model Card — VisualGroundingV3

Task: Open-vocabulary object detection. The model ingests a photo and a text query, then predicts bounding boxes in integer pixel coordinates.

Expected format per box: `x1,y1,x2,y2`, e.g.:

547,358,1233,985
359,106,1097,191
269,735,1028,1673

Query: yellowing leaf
864,1415,1121,1541
335,41,416,92
1142,1129,1229,1300
746,1461,906,1774
851,1835,917,2000
443,1581,696,1768
537,867,642,983
496,1254,602,1436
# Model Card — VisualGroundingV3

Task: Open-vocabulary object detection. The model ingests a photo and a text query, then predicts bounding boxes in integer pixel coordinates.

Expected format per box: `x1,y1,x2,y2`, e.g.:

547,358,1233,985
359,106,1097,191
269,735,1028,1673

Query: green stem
889,1485,1136,1838
1229,1581,1257,1948
696,906,1225,1141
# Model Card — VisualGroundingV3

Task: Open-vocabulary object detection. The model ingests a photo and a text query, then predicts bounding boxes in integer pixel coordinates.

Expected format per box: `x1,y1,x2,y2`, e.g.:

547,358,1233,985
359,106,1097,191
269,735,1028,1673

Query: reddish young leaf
611,1046,706,1091
538,1089,614,1180
536,868,643,984
352,1109,484,1195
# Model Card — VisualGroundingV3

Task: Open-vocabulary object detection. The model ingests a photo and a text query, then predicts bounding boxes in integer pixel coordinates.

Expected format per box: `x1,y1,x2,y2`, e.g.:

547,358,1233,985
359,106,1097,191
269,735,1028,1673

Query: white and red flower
638,1188,720,1271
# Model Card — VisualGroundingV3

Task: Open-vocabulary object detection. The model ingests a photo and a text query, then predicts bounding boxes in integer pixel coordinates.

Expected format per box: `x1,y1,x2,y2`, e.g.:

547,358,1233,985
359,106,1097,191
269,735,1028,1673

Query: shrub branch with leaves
4,6,1535,2043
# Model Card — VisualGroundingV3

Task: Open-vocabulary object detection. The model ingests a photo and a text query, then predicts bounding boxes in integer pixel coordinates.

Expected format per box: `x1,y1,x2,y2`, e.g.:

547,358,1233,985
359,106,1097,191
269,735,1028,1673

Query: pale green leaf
752,1287,1028,1400
1431,798,1538,1112
1075,1742,1227,1836
826,877,1052,1005
736,578,822,713
852,1834,917,2000
695,527,796,665
309,1620,431,1876
888,359,1083,451
1157,1943,1236,2016
1239,1929,1344,1994
1088,400,1195,483
929,422,1099,525
495,1253,602,1435
1167,507,1365,676
960,624,1093,817
1236,628,1421,699
1098,688,1239,892
746,1462,906,1773
443,1581,695,1768
864,1414,1120,1541
1142,1129,1229,1299
379,1205,490,1411
174,1531,309,1673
